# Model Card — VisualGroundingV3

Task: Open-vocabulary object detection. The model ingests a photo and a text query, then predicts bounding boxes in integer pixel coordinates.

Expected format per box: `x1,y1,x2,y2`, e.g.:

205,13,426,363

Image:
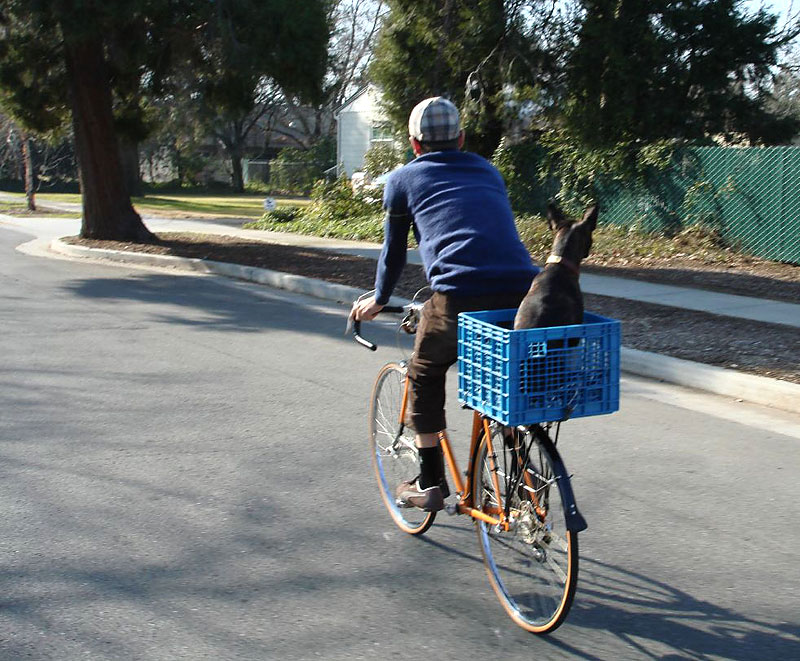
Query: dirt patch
1,204,77,217
64,232,800,385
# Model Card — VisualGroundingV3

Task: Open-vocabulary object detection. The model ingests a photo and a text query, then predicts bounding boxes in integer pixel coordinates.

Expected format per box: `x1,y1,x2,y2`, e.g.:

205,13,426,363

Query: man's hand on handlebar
350,295,385,322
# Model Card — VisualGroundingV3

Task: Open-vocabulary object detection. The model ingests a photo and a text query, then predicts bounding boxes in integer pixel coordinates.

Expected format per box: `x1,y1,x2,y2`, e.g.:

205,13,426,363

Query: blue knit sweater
374,150,538,305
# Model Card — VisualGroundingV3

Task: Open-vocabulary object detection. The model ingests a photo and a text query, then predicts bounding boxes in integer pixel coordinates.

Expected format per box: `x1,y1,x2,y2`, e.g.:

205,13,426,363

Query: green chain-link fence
595,146,800,264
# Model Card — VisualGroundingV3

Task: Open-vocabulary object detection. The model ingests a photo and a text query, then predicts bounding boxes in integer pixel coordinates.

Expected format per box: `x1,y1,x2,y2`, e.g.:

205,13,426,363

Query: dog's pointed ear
546,203,569,232
580,205,598,232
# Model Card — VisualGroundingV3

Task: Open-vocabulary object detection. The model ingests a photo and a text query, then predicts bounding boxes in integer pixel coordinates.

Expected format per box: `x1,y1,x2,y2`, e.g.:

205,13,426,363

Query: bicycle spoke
369,363,435,535
473,424,579,633
544,554,568,584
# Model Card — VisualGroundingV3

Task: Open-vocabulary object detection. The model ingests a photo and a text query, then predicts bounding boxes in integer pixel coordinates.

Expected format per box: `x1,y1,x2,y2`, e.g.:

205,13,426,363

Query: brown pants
407,291,526,433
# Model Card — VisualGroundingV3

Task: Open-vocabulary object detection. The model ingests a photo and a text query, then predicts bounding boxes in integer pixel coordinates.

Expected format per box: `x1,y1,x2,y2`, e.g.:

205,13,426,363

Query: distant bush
491,139,558,215
244,176,385,241
306,177,381,223
244,179,271,194
363,142,404,178
268,139,335,195
260,206,301,223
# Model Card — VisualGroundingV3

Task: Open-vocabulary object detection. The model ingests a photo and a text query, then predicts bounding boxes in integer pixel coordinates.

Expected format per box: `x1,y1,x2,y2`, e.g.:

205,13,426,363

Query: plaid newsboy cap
408,97,461,142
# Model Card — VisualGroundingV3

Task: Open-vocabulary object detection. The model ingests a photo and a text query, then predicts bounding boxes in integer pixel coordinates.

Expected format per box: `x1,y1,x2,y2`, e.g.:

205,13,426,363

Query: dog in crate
513,203,599,411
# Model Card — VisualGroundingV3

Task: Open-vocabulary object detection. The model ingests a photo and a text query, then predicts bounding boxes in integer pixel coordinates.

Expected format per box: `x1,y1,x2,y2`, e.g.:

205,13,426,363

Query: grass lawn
1,191,309,219
0,199,82,218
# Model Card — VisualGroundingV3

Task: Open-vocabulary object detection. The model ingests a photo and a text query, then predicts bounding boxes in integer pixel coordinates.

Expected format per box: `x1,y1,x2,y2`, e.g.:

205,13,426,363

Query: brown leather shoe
395,479,444,512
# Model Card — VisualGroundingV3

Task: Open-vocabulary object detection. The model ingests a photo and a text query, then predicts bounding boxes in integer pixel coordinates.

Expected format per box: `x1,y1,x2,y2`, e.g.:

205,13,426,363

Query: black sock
418,446,445,489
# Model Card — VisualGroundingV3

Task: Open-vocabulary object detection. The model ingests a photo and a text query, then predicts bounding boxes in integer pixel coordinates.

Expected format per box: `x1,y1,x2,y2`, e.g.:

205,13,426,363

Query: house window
371,122,394,143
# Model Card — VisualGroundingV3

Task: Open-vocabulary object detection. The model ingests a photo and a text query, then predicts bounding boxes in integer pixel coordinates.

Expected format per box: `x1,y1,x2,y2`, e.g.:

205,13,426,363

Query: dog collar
546,254,580,276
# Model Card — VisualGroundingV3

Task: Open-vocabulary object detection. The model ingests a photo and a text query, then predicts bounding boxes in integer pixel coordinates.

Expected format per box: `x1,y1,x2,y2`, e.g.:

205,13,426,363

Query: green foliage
245,176,384,241
243,179,271,194
491,138,558,215
363,142,404,178
306,177,383,225
514,213,556,258
0,6,68,133
268,150,322,195
268,139,335,195
564,0,798,146
515,208,737,266
370,1,564,158
538,128,681,212
259,206,301,223
0,0,330,174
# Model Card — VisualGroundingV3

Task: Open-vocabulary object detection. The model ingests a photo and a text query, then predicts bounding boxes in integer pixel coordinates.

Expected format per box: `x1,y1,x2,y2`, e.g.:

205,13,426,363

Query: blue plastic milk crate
457,309,621,426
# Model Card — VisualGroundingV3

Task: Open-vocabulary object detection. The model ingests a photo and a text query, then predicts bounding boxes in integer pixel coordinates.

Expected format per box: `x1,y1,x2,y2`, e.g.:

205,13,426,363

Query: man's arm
350,168,412,323
350,209,411,321
374,209,411,305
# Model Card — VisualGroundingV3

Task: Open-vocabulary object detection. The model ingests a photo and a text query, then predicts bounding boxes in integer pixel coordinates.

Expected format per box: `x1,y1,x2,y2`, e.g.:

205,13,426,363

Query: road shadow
61,271,367,339
411,522,799,660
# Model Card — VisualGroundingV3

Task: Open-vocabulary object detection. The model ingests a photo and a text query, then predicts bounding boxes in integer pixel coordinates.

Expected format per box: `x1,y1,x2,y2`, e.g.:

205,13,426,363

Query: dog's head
546,203,598,266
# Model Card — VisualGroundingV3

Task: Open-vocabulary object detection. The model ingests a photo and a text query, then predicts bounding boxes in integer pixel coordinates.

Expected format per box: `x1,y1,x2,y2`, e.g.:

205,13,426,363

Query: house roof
335,84,375,116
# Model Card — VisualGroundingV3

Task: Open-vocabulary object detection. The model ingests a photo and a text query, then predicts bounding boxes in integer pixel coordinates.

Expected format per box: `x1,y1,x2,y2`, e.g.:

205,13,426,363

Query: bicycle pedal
444,503,458,515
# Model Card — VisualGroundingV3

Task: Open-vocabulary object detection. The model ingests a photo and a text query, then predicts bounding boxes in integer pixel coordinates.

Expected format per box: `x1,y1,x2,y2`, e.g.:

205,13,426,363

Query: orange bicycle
351,291,620,634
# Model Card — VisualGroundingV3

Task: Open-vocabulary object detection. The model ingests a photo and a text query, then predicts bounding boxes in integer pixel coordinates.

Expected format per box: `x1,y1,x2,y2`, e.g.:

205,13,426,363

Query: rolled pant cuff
408,413,446,435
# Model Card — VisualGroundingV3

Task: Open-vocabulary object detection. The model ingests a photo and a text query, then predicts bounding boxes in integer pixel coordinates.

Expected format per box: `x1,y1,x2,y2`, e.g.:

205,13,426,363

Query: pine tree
564,0,798,146
370,0,565,158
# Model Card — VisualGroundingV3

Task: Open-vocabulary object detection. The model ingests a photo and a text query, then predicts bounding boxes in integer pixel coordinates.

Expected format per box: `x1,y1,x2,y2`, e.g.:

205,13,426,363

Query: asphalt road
2,225,799,660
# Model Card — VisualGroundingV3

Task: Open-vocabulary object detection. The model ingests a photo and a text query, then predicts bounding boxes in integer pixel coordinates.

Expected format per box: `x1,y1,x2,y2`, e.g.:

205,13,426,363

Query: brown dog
514,203,598,330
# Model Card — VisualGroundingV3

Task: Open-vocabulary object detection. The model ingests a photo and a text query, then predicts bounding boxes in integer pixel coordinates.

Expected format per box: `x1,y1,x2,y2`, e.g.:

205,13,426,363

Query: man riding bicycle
350,97,538,511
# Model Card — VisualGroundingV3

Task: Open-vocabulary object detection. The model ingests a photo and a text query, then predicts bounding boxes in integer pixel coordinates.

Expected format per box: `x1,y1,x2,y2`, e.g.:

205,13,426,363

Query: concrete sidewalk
154,216,800,329
4,211,800,414
4,204,799,327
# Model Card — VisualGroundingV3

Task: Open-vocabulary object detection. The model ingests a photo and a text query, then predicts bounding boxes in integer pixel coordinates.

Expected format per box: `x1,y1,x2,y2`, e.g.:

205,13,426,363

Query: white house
335,84,397,177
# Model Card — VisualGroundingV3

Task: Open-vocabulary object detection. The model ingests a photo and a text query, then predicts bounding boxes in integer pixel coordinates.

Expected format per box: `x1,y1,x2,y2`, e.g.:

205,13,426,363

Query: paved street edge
50,237,800,415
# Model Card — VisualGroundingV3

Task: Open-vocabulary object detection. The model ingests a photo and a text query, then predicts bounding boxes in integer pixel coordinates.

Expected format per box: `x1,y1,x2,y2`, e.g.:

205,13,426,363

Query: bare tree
1,117,36,210
275,0,387,148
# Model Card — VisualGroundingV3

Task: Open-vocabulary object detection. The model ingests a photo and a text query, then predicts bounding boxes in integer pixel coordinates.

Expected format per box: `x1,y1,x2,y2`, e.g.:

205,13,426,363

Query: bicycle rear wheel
369,363,435,535
472,423,579,633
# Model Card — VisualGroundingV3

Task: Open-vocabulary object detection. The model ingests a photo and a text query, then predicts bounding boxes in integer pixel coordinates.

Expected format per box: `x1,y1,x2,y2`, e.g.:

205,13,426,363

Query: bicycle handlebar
352,305,405,351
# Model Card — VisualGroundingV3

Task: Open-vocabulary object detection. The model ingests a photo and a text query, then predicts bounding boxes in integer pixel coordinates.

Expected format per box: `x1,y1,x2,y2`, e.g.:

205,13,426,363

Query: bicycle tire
472,423,579,633
369,362,436,535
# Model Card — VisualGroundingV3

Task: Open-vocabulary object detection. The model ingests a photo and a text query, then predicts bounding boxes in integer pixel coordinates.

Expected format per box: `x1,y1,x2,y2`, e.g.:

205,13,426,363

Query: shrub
260,206,301,223
363,142,404,178
491,138,558,215
538,129,680,213
306,176,383,225
514,212,554,257
244,176,385,241
268,139,335,195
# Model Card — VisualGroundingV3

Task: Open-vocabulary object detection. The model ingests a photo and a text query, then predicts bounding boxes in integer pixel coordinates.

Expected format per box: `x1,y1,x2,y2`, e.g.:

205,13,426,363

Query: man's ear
409,136,423,157
457,130,465,150
546,202,569,232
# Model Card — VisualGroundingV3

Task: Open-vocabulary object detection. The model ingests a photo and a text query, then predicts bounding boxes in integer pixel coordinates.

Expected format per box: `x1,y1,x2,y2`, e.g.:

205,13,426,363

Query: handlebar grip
351,305,407,351
352,320,377,351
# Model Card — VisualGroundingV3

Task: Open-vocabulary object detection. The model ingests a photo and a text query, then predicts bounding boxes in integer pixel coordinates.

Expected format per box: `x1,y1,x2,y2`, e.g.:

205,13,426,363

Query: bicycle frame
397,371,540,533
360,299,590,633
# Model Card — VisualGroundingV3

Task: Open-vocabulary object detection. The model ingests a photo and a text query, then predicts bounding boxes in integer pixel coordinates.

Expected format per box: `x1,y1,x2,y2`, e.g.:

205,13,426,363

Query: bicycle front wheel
369,362,435,535
472,423,579,633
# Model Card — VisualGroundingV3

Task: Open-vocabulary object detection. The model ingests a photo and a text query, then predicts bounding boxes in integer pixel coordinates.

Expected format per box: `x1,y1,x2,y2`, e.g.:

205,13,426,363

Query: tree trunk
119,137,143,198
230,150,245,193
61,28,154,241
21,132,36,211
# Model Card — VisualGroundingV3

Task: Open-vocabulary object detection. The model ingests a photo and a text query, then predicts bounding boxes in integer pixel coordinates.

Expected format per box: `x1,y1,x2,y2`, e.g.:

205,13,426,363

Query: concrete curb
50,237,800,415
51,237,366,303
621,348,800,414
